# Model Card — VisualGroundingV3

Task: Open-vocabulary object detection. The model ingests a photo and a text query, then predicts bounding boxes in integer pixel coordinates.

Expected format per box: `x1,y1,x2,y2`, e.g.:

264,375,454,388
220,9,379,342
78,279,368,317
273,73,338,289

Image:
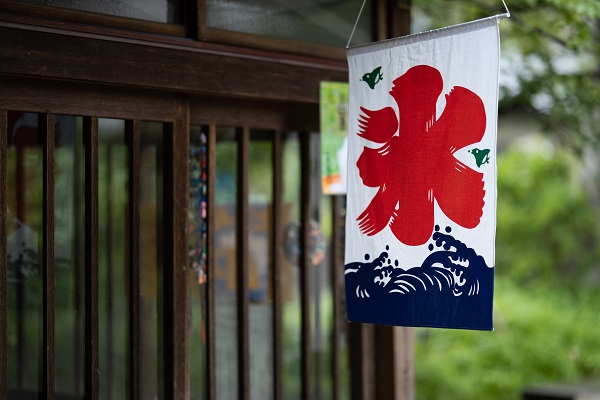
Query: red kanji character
356,65,486,246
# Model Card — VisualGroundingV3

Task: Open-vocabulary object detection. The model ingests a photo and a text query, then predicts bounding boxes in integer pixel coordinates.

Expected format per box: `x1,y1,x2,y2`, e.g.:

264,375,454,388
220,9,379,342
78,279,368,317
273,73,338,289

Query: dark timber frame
0,0,413,398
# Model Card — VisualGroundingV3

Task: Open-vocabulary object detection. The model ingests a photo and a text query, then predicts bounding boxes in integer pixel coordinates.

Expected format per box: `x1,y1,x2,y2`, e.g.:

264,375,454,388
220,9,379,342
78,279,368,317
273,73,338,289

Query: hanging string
346,0,510,49
500,0,511,18
346,0,368,48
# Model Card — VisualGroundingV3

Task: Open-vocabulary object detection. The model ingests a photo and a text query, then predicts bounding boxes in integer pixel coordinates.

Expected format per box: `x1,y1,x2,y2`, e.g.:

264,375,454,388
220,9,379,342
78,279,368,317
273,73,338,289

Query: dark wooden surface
126,119,141,400
375,326,414,400
350,323,376,400
271,131,283,400
172,101,190,399
190,97,319,133
162,101,191,399
0,23,347,105
206,125,217,400
0,1,412,398
0,77,180,122
84,116,100,400
73,120,84,395
236,127,250,400
300,131,312,400
1,1,351,60
41,113,56,400
0,110,7,400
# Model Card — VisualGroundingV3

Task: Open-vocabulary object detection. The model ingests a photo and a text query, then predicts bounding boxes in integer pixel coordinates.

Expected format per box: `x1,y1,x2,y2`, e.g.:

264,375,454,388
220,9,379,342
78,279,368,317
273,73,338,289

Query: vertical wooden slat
375,327,414,400
15,143,25,389
349,323,376,400
197,0,207,40
331,195,342,400
157,124,166,393
400,328,415,400
197,0,207,41
73,128,84,394
41,113,56,400
184,0,198,39
83,116,99,400
271,131,283,400
236,127,250,400
374,0,388,41
300,131,312,400
105,144,114,398
391,0,412,38
0,110,8,400
206,124,217,400
164,100,190,399
126,119,141,400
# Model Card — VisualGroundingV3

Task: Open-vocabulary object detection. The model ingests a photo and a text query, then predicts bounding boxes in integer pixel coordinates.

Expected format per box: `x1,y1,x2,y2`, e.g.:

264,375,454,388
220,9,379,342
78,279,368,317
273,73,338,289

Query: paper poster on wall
320,81,349,195
344,17,501,330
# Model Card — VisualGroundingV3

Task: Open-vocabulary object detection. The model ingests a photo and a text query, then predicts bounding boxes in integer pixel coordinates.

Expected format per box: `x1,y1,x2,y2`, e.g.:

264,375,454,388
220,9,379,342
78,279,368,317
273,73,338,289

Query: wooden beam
0,24,348,104
0,77,180,122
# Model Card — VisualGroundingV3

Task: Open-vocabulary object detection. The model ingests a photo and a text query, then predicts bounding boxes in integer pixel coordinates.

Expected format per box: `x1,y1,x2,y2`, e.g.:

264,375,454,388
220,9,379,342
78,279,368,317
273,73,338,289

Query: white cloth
344,17,500,330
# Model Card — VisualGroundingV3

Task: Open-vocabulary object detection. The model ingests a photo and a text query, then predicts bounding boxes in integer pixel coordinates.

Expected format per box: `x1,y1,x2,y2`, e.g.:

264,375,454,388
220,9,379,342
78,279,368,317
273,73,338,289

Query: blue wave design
344,226,494,330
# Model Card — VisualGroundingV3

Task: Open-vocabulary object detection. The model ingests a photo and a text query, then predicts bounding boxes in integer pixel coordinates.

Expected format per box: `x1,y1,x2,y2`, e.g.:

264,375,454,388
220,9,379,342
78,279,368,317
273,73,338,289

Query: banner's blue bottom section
344,230,494,331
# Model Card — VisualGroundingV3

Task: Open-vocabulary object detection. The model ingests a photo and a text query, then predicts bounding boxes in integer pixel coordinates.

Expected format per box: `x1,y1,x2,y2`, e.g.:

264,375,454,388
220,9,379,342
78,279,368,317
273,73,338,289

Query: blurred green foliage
413,0,600,151
416,279,600,400
496,140,600,286
412,2,600,398
416,142,600,399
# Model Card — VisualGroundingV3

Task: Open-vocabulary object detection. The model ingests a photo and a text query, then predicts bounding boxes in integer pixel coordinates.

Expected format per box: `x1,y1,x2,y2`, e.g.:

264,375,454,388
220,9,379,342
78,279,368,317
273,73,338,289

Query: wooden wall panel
0,24,348,104
0,110,7,400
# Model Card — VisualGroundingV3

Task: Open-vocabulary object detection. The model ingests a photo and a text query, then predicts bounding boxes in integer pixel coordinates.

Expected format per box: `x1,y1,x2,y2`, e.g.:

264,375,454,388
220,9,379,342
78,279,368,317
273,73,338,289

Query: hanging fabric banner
344,16,500,330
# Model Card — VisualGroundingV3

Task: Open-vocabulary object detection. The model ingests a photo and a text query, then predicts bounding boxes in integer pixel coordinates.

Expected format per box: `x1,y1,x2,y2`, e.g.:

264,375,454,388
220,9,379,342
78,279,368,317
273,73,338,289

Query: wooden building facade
0,1,413,399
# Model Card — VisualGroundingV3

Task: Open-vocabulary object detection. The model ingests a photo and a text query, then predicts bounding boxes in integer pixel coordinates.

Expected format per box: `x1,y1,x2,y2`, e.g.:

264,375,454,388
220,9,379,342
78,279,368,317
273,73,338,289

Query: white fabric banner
344,17,500,330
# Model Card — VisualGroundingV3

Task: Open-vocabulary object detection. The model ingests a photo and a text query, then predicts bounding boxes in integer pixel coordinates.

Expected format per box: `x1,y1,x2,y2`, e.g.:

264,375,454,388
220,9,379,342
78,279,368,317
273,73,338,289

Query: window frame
0,0,410,60
0,79,190,400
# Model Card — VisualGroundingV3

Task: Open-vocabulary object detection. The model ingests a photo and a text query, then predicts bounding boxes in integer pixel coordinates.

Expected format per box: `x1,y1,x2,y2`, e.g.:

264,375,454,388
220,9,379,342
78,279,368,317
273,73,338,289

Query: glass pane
248,131,273,400
6,112,42,399
189,125,208,400
98,119,128,400
53,115,85,399
139,121,165,400
13,0,183,24
214,127,238,399
280,132,302,399
207,0,373,47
